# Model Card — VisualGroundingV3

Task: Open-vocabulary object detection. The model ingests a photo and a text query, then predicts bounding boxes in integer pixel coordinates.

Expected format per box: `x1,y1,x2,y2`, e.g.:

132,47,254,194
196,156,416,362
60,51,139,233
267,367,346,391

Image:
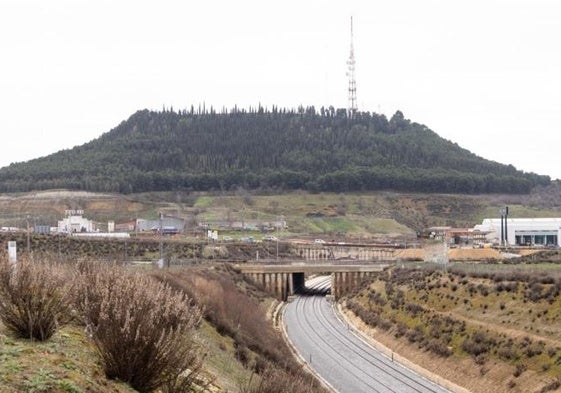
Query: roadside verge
334,300,470,393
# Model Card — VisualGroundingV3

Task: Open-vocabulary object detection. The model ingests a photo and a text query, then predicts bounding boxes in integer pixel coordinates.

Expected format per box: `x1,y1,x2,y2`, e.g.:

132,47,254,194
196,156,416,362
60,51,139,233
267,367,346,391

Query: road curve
283,279,450,393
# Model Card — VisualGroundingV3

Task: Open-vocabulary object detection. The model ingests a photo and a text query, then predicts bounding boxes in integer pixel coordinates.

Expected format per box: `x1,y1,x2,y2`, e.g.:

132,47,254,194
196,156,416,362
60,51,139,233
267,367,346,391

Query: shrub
395,322,408,338
462,330,494,357
527,282,544,302
513,363,527,377
537,378,561,393
407,326,425,344
235,344,252,367
478,284,490,297
405,302,424,316
427,339,452,357
0,257,73,341
368,291,387,306
152,266,325,392
525,341,545,358
76,263,204,393
497,344,518,360
239,367,325,393
474,354,487,365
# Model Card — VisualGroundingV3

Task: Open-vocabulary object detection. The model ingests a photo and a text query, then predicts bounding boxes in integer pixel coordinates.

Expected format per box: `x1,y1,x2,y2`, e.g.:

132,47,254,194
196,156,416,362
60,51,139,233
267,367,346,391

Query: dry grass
0,323,137,393
238,367,324,393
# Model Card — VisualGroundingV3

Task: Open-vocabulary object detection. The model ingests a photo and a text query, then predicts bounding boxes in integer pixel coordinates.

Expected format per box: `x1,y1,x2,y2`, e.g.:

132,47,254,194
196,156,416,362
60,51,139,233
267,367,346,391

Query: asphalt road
283,278,450,393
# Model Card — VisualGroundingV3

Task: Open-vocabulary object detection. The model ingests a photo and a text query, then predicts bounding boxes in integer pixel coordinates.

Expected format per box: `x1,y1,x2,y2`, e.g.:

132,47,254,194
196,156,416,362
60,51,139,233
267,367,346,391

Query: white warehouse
58,212,95,234
474,218,561,246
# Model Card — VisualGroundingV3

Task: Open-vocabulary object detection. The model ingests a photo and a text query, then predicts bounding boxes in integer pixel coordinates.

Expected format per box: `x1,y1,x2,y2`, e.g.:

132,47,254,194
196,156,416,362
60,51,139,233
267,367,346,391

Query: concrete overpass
293,243,398,262
236,262,388,300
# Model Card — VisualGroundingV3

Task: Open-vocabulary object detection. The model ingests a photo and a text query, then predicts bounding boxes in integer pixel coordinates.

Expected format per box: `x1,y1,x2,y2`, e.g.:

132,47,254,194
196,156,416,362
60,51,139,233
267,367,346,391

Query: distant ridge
0,107,550,194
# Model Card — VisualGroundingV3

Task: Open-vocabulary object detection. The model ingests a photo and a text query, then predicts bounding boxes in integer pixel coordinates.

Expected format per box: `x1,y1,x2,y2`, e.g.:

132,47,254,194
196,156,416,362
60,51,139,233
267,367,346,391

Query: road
283,277,450,393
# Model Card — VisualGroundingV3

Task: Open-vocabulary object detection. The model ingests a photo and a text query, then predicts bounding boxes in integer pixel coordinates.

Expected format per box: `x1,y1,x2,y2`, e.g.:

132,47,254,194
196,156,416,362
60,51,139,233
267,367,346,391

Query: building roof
476,218,561,231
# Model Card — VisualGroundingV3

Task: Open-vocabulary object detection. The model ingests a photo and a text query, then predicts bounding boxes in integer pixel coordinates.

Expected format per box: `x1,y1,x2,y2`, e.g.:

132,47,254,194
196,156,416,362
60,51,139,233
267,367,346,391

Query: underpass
283,276,452,393
236,262,388,300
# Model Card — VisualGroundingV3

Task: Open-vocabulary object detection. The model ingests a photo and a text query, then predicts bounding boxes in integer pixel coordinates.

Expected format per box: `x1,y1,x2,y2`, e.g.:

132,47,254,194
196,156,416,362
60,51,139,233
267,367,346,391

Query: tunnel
298,274,332,296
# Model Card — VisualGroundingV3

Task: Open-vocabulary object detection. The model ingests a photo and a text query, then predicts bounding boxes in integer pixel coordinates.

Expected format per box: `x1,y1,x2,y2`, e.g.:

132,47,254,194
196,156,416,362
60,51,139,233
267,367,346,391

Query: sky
1,0,560,180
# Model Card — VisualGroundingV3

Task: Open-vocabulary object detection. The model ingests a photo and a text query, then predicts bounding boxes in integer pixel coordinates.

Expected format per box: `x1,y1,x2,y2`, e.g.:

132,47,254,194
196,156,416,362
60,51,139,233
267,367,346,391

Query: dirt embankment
344,268,561,393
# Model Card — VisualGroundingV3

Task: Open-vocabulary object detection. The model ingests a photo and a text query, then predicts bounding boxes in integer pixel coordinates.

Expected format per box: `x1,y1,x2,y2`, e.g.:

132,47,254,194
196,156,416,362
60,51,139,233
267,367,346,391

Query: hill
0,107,550,194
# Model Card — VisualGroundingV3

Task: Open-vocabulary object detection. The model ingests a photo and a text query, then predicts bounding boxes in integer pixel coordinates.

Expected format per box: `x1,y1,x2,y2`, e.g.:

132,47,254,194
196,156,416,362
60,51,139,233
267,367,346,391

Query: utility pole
504,206,509,246
276,216,279,261
499,207,507,247
159,212,163,264
26,215,31,255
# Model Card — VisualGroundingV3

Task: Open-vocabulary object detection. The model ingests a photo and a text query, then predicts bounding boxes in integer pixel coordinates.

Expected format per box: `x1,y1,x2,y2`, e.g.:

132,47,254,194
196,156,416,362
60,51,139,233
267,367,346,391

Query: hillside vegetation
345,264,561,393
0,256,326,393
3,187,561,237
0,107,549,194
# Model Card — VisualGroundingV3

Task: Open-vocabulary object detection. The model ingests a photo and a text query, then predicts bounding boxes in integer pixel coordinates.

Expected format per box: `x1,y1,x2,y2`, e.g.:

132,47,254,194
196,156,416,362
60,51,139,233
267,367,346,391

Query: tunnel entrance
238,264,384,301
296,274,332,296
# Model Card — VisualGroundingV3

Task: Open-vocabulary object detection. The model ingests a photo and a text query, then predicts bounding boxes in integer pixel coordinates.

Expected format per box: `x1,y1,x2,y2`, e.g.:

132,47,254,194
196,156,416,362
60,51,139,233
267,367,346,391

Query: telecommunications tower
347,16,357,117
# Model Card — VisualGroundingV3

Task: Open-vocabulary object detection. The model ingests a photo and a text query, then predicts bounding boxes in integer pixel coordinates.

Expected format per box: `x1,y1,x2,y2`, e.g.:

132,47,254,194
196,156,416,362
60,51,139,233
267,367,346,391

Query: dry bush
537,378,561,393
427,338,453,357
513,363,527,377
406,326,425,344
347,299,392,331
76,262,204,393
158,268,292,367
0,256,73,341
239,367,324,393
462,330,495,358
151,266,326,391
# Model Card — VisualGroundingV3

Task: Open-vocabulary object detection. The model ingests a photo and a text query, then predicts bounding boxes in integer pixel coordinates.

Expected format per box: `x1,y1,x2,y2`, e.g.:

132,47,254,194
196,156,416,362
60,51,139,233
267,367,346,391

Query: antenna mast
347,16,357,117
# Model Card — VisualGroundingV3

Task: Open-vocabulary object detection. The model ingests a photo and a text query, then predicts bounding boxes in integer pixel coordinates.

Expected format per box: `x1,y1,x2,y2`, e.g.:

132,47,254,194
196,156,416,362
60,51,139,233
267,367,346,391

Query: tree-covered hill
0,107,550,193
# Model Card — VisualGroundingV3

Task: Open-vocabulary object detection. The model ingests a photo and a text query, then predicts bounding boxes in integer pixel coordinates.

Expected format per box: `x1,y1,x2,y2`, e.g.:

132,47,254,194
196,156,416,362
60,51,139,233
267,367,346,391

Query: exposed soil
395,248,503,261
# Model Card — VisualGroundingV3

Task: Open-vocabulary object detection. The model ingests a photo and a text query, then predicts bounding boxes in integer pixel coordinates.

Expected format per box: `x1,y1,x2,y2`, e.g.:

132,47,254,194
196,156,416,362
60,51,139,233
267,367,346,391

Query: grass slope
2,188,561,237
0,263,325,393
345,264,561,393
0,324,135,393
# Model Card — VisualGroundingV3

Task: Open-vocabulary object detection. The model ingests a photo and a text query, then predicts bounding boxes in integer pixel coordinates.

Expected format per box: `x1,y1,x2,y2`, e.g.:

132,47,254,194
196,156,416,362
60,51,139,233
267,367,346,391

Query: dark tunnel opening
295,274,332,296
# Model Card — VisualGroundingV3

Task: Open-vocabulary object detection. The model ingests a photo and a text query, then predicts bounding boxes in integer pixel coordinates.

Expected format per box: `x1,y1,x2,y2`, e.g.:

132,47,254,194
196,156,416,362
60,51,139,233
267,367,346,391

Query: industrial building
135,216,185,234
57,210,95,234
474,218,561,247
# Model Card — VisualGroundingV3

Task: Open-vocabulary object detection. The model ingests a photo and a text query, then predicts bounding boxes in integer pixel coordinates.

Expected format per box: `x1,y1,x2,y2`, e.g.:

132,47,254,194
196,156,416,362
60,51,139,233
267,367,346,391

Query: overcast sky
1,0,560,180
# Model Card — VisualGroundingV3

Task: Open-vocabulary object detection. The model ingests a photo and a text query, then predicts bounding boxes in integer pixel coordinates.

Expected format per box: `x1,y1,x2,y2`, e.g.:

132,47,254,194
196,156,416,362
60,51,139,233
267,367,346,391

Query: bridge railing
247,258,393,266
